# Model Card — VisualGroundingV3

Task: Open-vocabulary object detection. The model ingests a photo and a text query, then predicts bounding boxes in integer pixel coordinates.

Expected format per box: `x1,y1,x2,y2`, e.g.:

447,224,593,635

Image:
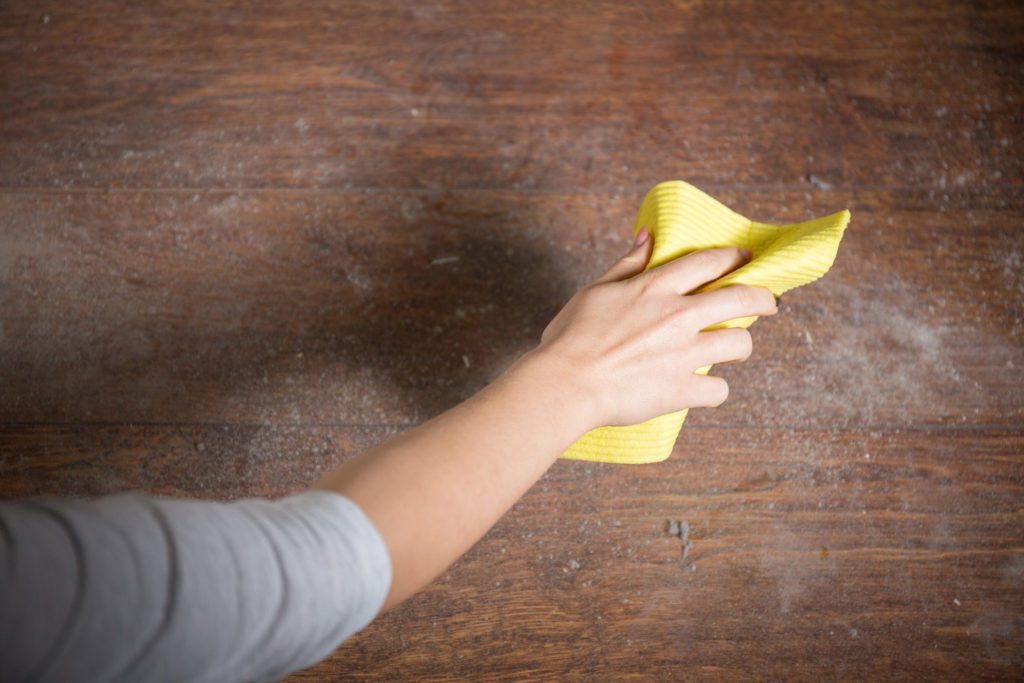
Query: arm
0,230,776,683
315,228,778,610
0,491,390,683
313,345,591,611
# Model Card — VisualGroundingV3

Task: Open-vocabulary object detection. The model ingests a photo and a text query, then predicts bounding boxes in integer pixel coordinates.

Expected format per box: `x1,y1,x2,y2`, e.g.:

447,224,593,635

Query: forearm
313,348,593,610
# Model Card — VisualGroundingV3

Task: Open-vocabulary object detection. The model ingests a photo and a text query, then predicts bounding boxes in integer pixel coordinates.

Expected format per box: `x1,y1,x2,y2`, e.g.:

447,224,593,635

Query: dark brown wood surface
2,1,1022,680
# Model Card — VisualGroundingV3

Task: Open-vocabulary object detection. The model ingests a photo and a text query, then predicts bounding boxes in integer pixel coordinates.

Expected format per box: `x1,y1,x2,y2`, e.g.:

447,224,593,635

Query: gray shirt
0,490,392,682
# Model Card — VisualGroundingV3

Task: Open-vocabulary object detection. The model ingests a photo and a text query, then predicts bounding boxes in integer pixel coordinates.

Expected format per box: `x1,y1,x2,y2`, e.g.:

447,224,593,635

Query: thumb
592,226,653,285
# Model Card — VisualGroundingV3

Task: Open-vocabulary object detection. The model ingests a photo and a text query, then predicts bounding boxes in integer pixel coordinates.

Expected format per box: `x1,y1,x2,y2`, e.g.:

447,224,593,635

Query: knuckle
669,302,698,327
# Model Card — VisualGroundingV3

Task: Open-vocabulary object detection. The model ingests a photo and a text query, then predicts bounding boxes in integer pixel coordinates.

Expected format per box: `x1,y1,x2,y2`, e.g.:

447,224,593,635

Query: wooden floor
2,1,1022,679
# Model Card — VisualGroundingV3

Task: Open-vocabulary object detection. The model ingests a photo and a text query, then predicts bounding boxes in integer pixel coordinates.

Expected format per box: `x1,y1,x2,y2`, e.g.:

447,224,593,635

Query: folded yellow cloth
559,181,851,464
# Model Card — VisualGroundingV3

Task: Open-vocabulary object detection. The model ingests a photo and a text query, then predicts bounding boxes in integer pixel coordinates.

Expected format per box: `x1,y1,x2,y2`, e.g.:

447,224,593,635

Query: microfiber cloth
559,180,851,464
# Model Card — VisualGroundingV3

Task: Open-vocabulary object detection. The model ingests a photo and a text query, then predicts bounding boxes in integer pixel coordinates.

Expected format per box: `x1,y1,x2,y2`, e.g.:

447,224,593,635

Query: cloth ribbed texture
560,181,850,464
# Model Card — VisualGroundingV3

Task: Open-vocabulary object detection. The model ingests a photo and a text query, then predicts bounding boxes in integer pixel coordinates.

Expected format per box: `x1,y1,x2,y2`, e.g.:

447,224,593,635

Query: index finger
638,247,751,294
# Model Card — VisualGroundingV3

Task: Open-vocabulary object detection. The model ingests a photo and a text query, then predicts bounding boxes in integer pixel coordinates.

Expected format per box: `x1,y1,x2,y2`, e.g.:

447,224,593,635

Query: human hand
535,227,777,429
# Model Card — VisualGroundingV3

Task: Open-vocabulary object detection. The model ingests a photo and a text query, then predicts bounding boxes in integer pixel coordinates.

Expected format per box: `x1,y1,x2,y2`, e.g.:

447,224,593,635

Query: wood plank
2,0,1022,679
2,423,1021,679
2,189,1021,428
2,1,1021,192
312,425,1024,680
0,422,388,500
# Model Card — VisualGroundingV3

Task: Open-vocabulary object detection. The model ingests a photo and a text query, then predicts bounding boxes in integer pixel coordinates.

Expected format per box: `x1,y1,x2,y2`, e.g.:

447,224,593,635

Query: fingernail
633,227,649,247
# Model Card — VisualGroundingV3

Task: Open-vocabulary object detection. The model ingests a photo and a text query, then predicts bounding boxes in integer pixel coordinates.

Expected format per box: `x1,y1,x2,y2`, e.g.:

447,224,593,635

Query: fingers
639,246,750,294
684,284,777,330
688,375,729,407
591,226,654,286
695,327,753,366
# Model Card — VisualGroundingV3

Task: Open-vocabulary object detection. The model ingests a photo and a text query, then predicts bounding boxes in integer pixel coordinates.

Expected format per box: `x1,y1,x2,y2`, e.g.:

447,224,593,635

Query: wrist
500,346,601,441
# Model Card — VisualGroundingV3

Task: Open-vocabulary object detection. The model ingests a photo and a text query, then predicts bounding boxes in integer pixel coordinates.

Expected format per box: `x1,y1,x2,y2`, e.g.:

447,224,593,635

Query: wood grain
1,2,1021,193
2,423,1021,679
2,190,1020,428
1,0,1022,680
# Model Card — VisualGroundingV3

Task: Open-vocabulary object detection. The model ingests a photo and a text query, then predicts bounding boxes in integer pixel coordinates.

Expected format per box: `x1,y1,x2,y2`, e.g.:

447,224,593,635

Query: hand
534,227,777,430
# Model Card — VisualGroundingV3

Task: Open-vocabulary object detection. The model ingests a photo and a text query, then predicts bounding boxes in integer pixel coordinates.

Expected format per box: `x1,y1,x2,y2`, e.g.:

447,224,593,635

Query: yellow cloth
559,181,851,464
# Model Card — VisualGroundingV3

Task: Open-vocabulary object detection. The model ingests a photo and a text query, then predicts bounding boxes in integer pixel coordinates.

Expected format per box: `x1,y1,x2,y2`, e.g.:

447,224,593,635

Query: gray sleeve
0,489,392,683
